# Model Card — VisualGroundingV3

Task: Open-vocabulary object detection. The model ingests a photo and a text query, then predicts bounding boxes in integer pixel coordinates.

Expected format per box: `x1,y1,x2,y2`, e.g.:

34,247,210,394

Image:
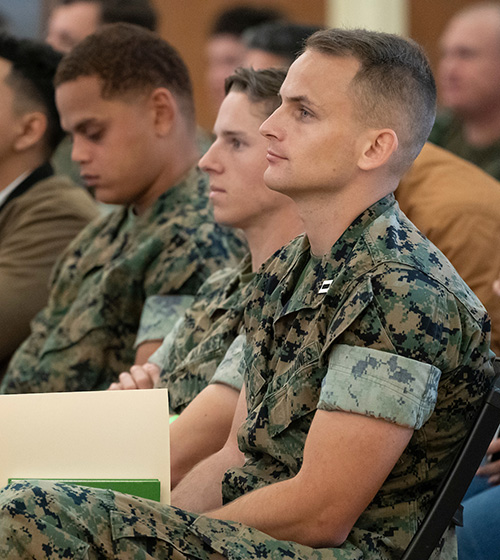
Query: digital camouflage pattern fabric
1,167,247,394
0,480,361,559
134,294,197,350
152,254,253,413
0,195,494,559
222,194,494,558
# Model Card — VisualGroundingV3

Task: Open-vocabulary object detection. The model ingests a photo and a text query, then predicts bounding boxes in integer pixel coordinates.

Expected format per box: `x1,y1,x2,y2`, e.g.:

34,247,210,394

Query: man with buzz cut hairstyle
110,67,305,489
0,32,97,379
46,0,159,184
0,28,494,560
1,23,245,395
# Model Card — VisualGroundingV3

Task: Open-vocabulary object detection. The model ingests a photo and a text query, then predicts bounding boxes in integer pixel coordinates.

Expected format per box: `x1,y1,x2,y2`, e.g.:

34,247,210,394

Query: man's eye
87,130,104,142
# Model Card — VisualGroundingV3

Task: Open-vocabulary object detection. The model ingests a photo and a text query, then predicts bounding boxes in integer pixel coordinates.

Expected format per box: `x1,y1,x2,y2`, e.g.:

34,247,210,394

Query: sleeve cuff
209,333,246,391
319,344,441,429
148,317,184,369
134,294,194,348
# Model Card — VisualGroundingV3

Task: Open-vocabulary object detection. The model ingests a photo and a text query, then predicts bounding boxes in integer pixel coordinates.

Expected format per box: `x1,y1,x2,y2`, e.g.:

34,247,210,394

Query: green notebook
8,478,161,502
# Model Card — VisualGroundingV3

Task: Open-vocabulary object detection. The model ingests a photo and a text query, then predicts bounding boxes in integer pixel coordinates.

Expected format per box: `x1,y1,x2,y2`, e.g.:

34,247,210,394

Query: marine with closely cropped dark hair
1,23,245,395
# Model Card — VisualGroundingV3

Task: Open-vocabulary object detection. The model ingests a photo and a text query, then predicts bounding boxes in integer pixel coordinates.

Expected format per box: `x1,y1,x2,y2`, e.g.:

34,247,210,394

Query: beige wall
327,0,409,35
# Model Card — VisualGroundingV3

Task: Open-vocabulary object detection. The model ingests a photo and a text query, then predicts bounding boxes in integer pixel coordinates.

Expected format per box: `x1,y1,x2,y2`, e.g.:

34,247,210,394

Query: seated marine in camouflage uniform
0,24,246,395
0,29,495,560
109,67,304,487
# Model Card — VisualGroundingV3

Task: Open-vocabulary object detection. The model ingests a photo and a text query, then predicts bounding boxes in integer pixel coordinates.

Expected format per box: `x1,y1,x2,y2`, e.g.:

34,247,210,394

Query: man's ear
13,112,47,152
357,129,398,171
149,87,177,137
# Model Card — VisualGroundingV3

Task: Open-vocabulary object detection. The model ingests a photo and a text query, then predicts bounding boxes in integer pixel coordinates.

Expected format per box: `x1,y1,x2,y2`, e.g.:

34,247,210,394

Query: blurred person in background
46,0,157,54
429,2,500,180
243,21,323,69
205,4,283,114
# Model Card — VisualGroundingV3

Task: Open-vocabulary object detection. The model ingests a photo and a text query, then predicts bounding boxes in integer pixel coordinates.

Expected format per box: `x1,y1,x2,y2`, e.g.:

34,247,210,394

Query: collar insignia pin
318,279,333,294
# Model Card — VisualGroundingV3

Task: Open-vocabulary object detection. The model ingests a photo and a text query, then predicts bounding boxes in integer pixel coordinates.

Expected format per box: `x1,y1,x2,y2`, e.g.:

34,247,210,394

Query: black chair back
401,359,500,560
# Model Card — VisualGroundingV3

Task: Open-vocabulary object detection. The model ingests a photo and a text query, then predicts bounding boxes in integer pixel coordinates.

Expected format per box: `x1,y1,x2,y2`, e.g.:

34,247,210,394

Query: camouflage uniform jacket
152,254,253,413
1,167,246,394
198,194,493,559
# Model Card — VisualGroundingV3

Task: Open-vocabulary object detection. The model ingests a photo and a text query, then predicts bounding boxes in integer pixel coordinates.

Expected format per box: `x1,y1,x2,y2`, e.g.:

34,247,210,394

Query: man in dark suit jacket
0,33,98,378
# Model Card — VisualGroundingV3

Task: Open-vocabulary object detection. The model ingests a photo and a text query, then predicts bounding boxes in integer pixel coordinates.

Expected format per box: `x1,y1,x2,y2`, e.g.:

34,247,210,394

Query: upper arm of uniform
318,264,461,428
366,264,456,365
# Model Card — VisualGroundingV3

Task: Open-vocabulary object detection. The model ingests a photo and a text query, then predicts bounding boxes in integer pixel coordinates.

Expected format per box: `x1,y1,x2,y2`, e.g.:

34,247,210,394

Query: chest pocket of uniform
267,341,322,437
244,348,268,406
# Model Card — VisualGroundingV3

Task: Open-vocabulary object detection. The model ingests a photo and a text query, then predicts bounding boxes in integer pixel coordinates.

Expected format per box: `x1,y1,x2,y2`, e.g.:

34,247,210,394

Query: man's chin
264,178,287,195
94,191,126,208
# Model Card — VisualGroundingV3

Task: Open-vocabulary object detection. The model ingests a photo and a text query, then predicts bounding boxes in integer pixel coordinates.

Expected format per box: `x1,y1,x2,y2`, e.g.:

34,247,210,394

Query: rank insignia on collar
318,279,333,294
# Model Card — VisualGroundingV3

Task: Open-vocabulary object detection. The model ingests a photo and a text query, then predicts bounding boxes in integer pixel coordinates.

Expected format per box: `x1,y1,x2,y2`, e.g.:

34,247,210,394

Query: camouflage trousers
0,481,367,560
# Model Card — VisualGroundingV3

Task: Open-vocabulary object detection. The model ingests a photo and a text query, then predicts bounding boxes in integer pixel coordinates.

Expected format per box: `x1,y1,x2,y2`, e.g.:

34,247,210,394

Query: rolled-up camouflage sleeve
319,344,442,429
134,294,194,348
148,316,185,369
209,333,245,391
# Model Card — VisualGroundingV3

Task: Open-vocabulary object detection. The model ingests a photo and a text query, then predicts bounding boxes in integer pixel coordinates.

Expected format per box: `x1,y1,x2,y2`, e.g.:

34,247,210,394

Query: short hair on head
0,32,65,155
225,66,285,117
211,5,283,37
58,0,157,30
55,23,195,129
243,22,323,67
306,28,437,174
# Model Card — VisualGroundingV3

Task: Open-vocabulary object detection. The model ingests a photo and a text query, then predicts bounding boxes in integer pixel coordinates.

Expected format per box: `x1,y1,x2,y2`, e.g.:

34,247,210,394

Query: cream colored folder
0,389,170,504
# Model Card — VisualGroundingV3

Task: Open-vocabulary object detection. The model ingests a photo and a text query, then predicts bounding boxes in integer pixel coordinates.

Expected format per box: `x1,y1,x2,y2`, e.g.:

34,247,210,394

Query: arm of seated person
205,343,432,548
132,294,194,367
477,436,500,485
169,332,245,485
206,409,413,548
108,316,185,390
171,386,247,512
170,382,240,489
134,339,163,366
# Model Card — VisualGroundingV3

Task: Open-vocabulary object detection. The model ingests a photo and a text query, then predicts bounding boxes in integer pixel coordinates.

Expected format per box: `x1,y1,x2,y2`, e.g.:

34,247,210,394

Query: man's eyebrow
216,129,248,138
73,118,102,133
281,93,320,109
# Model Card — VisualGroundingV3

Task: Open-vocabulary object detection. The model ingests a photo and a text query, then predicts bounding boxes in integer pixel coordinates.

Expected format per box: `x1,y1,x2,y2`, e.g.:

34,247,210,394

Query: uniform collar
275,194,396,320
209,253,253,313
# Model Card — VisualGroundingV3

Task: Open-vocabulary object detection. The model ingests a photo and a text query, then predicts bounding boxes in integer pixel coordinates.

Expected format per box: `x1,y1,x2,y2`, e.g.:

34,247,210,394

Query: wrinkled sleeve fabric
148,316,185,370
319,344,441,429
209,333,246,391
135,294,195,348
